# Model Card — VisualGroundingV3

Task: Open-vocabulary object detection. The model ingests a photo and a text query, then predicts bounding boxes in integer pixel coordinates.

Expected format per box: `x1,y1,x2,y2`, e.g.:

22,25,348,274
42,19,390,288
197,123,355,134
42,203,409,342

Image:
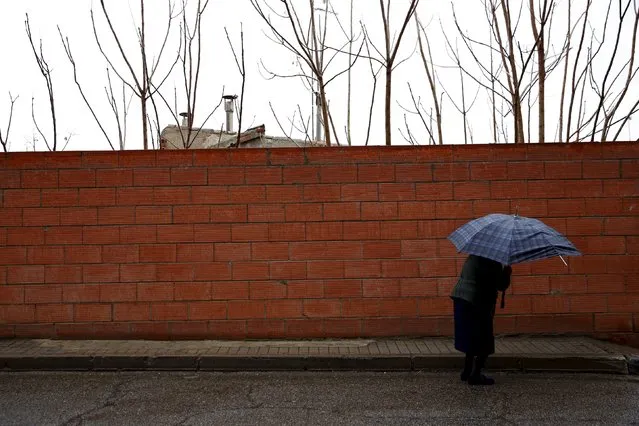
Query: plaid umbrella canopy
448,214,581,265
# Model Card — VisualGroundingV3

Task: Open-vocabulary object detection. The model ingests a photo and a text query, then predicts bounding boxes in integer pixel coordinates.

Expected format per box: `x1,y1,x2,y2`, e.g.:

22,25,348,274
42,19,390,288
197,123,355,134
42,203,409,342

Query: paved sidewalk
0,336,637,374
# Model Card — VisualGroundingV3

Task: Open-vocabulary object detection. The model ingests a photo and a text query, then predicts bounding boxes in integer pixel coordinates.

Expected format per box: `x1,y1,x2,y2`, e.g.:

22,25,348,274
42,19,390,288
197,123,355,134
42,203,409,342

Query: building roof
160,124,324,149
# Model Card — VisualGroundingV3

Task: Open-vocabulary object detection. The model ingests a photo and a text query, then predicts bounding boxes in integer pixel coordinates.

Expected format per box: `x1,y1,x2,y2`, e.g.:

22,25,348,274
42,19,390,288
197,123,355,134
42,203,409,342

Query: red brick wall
0,143,637,341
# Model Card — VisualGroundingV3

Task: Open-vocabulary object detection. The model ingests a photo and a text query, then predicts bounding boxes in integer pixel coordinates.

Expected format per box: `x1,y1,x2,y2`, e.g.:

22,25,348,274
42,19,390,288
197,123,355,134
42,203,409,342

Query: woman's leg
468,355,495,385
461,353,474,381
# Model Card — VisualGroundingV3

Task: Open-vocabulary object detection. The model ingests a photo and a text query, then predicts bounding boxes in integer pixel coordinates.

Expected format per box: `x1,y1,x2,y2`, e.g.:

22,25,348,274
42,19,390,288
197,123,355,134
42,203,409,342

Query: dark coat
450,255,511,311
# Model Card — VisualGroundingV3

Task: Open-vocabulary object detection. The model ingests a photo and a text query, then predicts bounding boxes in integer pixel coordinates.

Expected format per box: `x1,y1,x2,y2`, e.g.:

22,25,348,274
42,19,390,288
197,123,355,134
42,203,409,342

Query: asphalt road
0,372,637,425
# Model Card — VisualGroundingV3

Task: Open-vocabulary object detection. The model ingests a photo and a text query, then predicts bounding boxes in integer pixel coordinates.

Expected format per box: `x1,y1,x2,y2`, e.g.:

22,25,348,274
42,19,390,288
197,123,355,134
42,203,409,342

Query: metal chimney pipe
179,112,189,127
314,91,323,142
223,95,238,133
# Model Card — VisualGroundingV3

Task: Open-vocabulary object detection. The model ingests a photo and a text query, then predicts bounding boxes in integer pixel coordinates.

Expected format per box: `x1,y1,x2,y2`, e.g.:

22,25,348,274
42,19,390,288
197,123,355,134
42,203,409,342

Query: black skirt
452,297,495,356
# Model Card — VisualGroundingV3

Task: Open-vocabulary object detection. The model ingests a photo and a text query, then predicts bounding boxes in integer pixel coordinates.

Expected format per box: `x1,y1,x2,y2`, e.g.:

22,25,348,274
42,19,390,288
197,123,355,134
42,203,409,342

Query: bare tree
529,0,555,143
91,0,181,150
0,93,18,152
225,24,247,148
366,0,420,146
25,14,59,151
251,0,363,146
416,16,443,145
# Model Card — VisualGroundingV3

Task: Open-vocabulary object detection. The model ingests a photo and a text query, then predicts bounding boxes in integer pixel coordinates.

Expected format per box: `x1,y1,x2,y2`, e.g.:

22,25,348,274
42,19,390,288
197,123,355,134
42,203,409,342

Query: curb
0,354,633,374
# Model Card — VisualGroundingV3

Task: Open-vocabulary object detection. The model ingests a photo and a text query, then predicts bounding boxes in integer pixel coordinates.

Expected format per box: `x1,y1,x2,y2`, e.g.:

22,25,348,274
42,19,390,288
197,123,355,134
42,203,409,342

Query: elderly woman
451,254,511,385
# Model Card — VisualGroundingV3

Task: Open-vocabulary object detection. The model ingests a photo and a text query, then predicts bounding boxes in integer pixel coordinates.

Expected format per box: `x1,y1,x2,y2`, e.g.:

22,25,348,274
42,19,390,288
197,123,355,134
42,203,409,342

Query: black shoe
468,374,495,386
460,370,471,381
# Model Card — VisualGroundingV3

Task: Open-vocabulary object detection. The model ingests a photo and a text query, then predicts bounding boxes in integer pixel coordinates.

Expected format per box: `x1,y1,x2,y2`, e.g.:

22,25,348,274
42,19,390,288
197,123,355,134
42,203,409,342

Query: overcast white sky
0,0,637,151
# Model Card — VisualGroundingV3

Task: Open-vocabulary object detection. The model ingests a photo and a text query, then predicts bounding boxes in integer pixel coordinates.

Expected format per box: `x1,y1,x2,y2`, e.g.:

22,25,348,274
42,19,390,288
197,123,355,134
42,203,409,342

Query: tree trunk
385,68,392,146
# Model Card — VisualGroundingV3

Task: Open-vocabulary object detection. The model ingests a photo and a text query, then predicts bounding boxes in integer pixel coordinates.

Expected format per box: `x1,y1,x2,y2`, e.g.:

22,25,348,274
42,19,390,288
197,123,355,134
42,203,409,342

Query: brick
433,163,469,181
214,243,251,261
0,170,21,188
303,299,340,318
344,260,382,278
0,208,22,227
3,189,41,208
307,147,380,164
358,164,395,182
36,304,73,323
7,265,44,284
176,243,214,262
435,201,474,219
45,152,82,169
45,265,82,283
396,164,432,182
79,188,116,206
563,179,604,197
380,221,417,239
491,181,528,199
499,296,532,315
232,262,269,280
82,152,119,168
321,279,360,298
269,261,306,280
232,224,269,242
342,299,380,317
113,303,151,321
174,282,211,301
417,298,450,316
566,218,604,236
306,222,343,241
382,260,420,278
547,199,585,216
285,203,323,221
117,187,154,206
267,223,305,242
138,282,174,302
361,202,398,220
553,314,594,333
157,151,194,167
193,263,232,281
569,295,607,313
41,189,79,207
189,301,226,320
363,318,403,336
508,161,544,179
532,295,570,313
582,160,620,178
120,264,157,282
513,275,550,294
100,283,136,302
211,281,248,299
210,205,247,223
510,199,548,217
362,279,400,297
245,166,283,185
401,240,437,258
157,264,194,281
192,186,229,204
341,183,378,201
230,150,268,166
418,220,459,238
194,224,232,242
102,245,139,263
453,182,490,200
0,286,24,304
171,168,207,185
249,281,287,299
24,285,62,303
579,236,626,254
264,300,301,319
96,169,133,187
59,170,96,187
363,241,401,259
604,217,639,235
607,294,639,312
323,202,360,221
157,224,194,243
569,255,607,274
151,302,188,320
248,204,285,222
473,200,510,217
603,179,638,197
21,170,58,188
400,278,438,297
154,187,191,205
379,183,416,201
193,150,230,166
208,167,245,184
416,182,453,200
120,225,157,244
98,207,135,225
419,258,457,277
62,285,100,302
65,246,101,264
343,222,381,240
544,161,582,179
26,246,64,265
250,242,288,261
119,151,157,167
266,185,303,203
230,186,266,203
173,205,210,224
129,322,170,339
228,300,264,319
622,159,639,178
138,244,176,262
74,304,112,322
303,184,341,202
60,206,99,226
319,165,357,183
307,261,345,279
623,198,639,216
23,208,60,226
595,313,633,332
0,246,26,264
0,305,35,323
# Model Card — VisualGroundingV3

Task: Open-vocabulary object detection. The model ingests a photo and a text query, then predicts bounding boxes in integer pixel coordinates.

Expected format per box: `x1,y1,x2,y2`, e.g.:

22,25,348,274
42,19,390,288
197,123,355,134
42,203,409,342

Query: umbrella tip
514,205,520,217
